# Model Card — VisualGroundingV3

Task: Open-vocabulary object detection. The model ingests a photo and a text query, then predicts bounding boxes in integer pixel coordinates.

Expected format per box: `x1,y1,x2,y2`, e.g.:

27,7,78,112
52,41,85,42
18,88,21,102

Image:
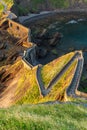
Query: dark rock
33,39,42,46
0,53,6,61
6,52,19,63
0,43,7,49
36,47,47,58
34,28,51,44
49,32,62,46
0,68,6,78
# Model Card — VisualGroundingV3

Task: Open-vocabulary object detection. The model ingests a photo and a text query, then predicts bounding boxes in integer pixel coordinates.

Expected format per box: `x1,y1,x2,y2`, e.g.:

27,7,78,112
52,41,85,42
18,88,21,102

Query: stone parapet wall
66,51,87,99
75,53,87,98
8,19,30,40
75,90,87,98
22,56,33,70
0,18,31,47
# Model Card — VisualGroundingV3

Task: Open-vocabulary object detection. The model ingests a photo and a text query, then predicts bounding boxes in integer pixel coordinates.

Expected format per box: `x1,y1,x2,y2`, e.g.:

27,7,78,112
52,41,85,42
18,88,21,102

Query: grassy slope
0,58,40,105
21,0,87,13
40,60,77,102
15,65,40,104
0,0,13,15
0,4,4,13
16,53,77,104
0,103,87,130
41,52,75,87
50,0,69,8
0,52,77,106
3,0,13,9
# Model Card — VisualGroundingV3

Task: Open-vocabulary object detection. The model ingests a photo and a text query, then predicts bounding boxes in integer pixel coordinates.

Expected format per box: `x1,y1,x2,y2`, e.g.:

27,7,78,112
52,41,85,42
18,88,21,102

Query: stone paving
35,51,87,99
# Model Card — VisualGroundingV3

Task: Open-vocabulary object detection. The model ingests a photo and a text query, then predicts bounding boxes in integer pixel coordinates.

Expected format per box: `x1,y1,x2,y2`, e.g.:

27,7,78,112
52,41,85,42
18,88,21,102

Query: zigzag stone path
36,51,87,99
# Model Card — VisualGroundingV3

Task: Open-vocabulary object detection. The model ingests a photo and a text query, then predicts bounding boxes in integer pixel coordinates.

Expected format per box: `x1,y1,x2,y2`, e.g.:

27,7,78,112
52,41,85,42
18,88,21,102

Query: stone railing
36,51,80,96
75,90,87,98
22,56,33,69
75,53,87,98
66,51,87,99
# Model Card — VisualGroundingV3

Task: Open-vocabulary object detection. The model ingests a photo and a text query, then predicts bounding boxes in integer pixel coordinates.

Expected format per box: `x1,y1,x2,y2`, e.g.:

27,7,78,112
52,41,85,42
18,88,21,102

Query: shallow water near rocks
30,19,87,92
59,20,87,50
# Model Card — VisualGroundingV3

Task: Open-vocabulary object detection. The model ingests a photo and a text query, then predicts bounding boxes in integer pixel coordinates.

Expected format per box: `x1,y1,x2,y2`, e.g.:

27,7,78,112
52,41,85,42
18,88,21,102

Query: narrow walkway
36,51,80,95
36,51,86,99
67,53,86,98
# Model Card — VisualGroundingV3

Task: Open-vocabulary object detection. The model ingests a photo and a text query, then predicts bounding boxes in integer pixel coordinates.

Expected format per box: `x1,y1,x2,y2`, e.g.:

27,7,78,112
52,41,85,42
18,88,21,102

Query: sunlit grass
40,59,77,103
0,0,13,16
0,52,82,105
16,58,77,104
0,103,87,130
3,0,13,10
41,52,75,87
15,65,41,104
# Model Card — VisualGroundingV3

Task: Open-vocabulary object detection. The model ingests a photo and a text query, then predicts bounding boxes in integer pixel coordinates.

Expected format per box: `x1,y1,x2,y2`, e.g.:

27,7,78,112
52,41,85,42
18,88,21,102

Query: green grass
79,76,87,93
0,103,87,130
40,59,77,102
41,52,75,87
0,52,84,106
0,0,13,16
30,0,44,11
50,0,69,8
14,65,41,105
0,4,4,13
16,56,77,104
30,0,69,10
3,0,13,9
48,60,77,100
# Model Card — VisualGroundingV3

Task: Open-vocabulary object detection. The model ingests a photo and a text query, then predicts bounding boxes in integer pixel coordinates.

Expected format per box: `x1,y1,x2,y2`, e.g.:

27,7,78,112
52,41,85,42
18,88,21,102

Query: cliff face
11,0,87,15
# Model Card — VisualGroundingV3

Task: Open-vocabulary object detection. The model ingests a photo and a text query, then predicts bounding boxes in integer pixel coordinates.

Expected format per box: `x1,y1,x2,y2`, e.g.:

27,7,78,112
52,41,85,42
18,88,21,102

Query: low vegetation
3,0,13,10
79,76,87,93
0,52,78,106
0,4,4,13
41,52,75,87
16,53,76,104
41,60,77,102
0,0,13,16
15,66,41,104
0,103,87,130
50,0,69,8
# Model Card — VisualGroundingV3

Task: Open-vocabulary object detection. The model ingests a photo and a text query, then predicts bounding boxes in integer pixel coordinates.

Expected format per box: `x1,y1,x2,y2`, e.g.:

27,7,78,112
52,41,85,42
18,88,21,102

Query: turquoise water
31,19,87,91
31,20,87,64
56,21,87,50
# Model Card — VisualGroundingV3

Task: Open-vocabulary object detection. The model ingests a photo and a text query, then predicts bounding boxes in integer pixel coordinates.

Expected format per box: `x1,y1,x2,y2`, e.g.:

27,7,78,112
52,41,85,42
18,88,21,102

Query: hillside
12,0,87,15
0,0,13,14
1,0,87,16
0,103,87,130
0,0,87,129
0,52,78,107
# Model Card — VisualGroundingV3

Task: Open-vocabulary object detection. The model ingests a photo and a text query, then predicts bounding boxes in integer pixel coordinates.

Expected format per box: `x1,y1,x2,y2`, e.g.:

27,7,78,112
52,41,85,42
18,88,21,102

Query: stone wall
8,19,31,42
0,18,31,47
